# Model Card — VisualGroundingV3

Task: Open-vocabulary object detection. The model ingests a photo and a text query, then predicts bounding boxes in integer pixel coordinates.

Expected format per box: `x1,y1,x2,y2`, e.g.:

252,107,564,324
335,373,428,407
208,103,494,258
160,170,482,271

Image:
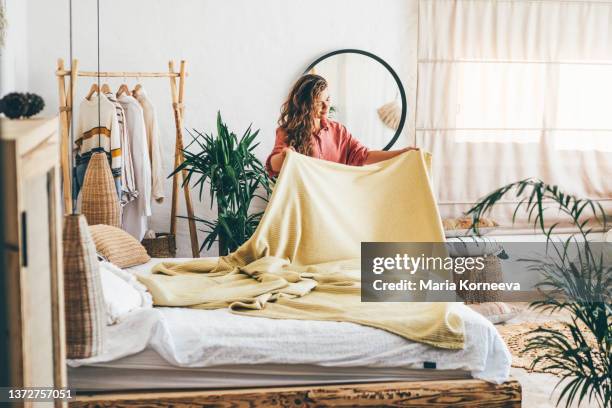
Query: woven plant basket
63,214,106,359
81,152,120,227
453,254,503,303
141,233,177,258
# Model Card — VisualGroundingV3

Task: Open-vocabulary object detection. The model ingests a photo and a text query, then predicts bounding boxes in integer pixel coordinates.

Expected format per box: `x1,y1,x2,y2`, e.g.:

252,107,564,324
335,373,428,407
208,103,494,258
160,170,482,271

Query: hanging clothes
133,86,166,203
74,94,122,200
105,92,138,205
118,94,152,241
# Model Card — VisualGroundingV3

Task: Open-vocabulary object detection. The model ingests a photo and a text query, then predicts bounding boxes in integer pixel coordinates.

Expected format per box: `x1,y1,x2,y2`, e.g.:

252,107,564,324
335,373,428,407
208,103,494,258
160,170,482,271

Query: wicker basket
453,254,503,303
81,152,120,227
141,233,176,258
63,214,105,359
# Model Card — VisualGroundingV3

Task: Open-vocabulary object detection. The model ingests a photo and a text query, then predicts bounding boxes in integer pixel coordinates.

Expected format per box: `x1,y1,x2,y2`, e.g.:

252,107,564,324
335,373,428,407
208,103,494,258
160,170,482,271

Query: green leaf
466,178,611,408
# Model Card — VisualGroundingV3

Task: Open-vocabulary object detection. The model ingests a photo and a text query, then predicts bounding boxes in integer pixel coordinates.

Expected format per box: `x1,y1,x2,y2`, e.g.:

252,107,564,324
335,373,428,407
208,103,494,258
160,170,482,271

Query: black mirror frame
304,49,407,151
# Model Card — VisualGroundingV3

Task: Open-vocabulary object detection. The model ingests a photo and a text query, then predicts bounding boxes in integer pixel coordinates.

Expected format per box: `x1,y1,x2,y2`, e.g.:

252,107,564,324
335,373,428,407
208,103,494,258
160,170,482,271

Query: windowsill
445,226,609,241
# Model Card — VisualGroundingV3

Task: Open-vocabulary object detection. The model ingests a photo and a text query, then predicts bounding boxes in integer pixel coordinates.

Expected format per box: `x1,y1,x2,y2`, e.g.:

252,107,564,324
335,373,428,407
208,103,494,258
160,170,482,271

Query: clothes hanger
116,74,131,98
101,83,112,94
132,75,143,95
116,83,131,98
85,83,99,101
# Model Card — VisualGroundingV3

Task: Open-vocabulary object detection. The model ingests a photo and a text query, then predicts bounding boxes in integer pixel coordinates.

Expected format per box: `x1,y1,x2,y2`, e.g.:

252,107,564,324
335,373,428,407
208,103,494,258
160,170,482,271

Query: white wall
24,0,418,256
0,0,29,94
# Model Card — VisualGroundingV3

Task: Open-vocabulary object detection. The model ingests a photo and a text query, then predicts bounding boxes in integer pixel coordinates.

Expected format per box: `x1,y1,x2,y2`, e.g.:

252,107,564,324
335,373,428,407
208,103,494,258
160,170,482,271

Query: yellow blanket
139,150,464,349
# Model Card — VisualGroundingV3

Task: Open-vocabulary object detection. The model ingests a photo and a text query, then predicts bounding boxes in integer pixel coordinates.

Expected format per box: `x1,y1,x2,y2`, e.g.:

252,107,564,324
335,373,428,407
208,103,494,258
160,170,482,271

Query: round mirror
304,49,407,151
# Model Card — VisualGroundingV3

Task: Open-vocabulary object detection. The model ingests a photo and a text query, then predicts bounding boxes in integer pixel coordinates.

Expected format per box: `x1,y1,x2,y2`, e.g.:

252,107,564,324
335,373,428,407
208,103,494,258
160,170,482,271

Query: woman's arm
363,147,419,164
266,128,293,177
268,146,295,174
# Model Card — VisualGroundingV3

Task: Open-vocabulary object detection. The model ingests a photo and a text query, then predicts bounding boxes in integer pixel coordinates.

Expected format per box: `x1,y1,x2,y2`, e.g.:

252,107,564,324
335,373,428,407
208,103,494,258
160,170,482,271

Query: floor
502,305,592,408
511,367,585,408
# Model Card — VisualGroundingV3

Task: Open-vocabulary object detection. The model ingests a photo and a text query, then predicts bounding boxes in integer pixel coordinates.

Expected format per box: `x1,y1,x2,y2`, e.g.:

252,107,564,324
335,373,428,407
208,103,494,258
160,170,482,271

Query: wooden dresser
0,117,67,407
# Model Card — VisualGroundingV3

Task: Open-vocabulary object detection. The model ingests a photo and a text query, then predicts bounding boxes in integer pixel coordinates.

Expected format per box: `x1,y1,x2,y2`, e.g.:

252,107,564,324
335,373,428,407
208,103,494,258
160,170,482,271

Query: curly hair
278,74,328,156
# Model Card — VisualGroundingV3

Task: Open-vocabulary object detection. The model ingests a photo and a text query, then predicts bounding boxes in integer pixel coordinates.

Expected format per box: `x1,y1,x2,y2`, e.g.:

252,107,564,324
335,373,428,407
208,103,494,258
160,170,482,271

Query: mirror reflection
305,51,406,151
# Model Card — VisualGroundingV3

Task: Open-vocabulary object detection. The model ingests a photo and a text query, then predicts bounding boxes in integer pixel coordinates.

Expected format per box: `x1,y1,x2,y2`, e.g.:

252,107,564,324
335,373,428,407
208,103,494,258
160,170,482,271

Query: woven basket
81,152,120,227
141,233,177,258
453,254,503,303
63,214,106,359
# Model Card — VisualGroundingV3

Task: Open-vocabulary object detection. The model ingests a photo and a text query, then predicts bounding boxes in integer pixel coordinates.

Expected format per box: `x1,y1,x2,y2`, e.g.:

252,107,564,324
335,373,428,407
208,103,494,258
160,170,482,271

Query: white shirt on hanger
118,94,152,241
133,86,166,203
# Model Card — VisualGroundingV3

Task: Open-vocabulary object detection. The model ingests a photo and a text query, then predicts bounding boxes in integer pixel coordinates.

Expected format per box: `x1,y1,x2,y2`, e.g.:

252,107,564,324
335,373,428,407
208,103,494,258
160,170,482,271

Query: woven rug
497,321,598,375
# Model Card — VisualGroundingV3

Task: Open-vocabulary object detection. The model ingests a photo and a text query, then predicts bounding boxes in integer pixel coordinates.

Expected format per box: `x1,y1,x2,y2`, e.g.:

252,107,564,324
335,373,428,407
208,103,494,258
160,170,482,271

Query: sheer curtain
416,0,612,227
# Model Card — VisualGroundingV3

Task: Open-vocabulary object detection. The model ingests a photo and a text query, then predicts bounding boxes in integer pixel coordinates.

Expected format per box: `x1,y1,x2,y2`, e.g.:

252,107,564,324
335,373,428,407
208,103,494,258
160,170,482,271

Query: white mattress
68,347,471,390
67,258,511,389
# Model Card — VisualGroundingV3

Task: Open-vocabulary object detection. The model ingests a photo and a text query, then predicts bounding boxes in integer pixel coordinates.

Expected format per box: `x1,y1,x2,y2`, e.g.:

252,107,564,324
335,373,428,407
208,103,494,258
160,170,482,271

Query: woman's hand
270,146,296,174
282,146,296,156
401,146,420,153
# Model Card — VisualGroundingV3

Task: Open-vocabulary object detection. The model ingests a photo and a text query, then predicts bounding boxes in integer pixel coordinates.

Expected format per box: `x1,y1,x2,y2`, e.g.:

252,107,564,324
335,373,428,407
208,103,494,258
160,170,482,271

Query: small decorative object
63,214,106,359
141,232,177,258
81,152,121,227
0,92,29,119
377,98,401,130
24,92,45,117
443,216,499,237
0,92,45,119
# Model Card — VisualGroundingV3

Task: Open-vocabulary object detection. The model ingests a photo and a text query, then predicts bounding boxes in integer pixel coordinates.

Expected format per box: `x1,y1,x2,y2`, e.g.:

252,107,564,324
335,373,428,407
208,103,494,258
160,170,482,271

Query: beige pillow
89,225,150,268
468,302,524,324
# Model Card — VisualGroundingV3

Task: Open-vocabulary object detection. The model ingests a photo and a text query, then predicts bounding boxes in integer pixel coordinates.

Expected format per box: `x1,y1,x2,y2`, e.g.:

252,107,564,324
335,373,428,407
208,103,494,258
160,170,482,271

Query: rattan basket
453,254,503,303
81,152,120,227
141,233,176,258
63,214,105,359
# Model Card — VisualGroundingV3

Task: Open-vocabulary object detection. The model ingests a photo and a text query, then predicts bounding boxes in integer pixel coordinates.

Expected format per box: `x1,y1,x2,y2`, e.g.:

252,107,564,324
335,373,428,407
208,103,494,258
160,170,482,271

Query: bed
66,258,521,406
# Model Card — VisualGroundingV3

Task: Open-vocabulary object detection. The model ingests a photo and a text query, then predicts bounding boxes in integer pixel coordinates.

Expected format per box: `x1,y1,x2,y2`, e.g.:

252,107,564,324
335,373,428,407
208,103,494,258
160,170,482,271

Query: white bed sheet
67,258,511,385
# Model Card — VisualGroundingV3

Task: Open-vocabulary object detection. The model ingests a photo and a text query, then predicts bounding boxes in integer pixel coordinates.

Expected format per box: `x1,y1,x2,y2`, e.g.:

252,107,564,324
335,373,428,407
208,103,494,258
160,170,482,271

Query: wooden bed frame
70,378,521,407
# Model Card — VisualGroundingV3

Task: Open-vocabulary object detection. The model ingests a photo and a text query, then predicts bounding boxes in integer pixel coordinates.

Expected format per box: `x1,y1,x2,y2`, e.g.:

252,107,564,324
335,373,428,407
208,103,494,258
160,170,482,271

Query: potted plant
174,111,272,255
467,178,610,408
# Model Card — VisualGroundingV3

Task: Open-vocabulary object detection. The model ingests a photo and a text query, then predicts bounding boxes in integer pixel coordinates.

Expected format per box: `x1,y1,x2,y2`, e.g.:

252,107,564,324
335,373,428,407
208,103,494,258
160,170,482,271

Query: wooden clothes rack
55,58,200,257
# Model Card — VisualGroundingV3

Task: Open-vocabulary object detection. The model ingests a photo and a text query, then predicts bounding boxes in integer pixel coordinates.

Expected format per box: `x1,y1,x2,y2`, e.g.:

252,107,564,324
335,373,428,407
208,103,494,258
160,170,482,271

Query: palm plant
467,178,611,408
173,111,271,255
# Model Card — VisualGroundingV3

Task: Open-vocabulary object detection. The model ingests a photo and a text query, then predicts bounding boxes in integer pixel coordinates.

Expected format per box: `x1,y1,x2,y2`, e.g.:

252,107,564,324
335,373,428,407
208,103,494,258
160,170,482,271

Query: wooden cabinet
1,117,66,407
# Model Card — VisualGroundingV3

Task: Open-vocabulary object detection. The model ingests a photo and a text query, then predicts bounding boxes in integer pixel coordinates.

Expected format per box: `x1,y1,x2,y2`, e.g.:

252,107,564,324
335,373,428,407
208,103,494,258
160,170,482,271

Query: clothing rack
55,58,200,257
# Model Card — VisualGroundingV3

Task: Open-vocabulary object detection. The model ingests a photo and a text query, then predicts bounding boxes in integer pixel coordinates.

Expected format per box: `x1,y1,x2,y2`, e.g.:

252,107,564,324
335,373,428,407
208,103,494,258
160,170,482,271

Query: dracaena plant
173,111,271,255
466,178,611,408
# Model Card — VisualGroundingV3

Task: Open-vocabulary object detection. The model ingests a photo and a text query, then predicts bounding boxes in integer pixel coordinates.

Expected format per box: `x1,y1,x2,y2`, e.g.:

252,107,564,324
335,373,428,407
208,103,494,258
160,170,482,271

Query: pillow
89,224,150,268
468,302,524,324
99,261,153,325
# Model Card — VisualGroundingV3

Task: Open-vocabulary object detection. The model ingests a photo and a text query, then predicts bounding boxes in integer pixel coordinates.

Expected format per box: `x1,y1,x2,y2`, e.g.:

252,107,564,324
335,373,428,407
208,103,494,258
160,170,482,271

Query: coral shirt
265,119,370,177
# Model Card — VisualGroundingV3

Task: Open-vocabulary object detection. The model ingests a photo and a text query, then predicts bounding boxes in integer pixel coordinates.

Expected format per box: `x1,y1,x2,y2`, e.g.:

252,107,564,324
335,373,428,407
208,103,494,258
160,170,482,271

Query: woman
266,74,417,177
